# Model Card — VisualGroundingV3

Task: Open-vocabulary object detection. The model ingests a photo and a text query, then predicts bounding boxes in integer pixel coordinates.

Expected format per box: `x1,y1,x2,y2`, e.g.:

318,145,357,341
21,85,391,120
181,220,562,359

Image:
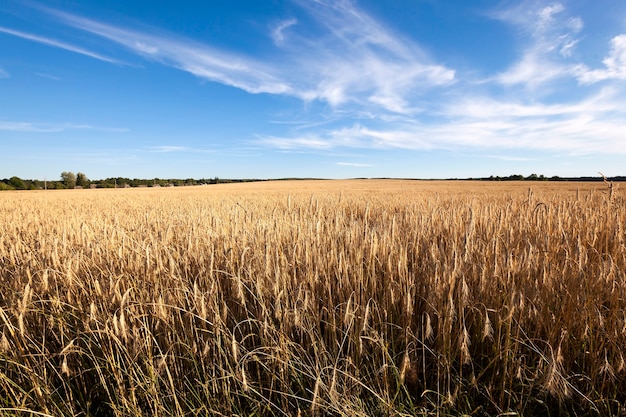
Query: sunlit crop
1,180,625,416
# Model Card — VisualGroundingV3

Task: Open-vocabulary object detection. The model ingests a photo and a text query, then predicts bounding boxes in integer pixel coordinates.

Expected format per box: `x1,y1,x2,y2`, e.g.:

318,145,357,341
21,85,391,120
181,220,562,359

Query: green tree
76,172,90,188
8,176,25,190
61,171,77,189
0,181,14,191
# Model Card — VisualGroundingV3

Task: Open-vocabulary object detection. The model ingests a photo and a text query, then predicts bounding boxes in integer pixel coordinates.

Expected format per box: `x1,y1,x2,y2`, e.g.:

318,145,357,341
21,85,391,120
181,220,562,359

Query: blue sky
2,0,626,180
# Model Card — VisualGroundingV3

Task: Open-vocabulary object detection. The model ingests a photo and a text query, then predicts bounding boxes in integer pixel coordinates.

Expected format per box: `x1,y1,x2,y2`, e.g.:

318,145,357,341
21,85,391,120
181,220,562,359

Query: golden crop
0,180,624,416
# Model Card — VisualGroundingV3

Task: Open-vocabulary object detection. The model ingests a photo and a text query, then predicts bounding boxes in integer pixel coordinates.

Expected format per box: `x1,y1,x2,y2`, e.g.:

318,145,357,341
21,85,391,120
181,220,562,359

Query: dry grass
1,180,625,416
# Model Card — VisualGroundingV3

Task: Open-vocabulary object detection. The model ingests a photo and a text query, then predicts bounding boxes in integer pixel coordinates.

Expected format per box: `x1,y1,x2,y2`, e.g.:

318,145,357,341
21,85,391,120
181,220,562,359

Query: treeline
0,173,267,191
479,174,626,182
91,177,263,188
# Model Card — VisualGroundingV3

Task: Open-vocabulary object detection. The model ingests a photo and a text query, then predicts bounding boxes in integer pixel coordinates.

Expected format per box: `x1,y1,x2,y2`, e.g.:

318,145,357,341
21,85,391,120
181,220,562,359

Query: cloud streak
577,35,626,83
148,146,190,153
32,0,454,114
147,145,218,154
284,0,455,111
270,18,297,46
0,25,122,64
337,162,374,167
0,120,128,133
261,83,626,155
491,2,585,88
44,9,294,96
490,2,626,88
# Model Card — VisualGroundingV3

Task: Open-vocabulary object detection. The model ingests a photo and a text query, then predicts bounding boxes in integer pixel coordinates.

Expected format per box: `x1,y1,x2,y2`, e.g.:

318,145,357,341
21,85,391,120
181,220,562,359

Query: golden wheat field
1,179,625,416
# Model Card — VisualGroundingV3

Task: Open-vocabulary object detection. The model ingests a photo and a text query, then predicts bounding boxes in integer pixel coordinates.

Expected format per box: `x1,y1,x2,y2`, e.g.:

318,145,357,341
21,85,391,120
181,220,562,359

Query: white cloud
149,146,189,153
481,155,536,162
38,1,453,114
559,38,579,58
46,10,294,96
496,53,568,87
567,17,583,33
134,41,159,55
35,72,61,80
0,121,63,132
270,18,297,46
576,35,626,83
260,135,335,150
66,123,129,132
0,25,122,64
263,114,626,154
537,4,565,30
147,145,219,154
337,162,374,167
0,121,128,133
261,84,626,155
492,2,584,88
288,0,455,111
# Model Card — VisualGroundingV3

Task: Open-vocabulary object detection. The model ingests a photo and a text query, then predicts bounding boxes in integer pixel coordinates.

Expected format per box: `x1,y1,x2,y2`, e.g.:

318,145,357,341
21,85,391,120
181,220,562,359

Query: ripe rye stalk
0,181,624,416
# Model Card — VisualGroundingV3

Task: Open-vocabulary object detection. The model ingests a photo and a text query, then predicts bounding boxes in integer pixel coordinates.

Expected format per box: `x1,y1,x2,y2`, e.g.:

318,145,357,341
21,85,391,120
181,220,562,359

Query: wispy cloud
261,83,626,155
337,162,374,167
486,1,626,90
285,0,455,111
576,35,626,83
491,2,584,88
0,121,63,133
0,25,122,64
254,1,626,157
147,145,217,154
35,72,61,81
261,135,335,150
44,9,294,96
148,146,190,153
0,68,9,78
270,18,297,46
66,123,129,132
0,120,128,133
481,154,537,162
33,0,454,114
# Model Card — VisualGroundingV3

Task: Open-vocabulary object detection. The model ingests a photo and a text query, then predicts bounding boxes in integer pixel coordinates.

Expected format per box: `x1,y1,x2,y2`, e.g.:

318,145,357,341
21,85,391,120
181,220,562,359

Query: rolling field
1,180,625,416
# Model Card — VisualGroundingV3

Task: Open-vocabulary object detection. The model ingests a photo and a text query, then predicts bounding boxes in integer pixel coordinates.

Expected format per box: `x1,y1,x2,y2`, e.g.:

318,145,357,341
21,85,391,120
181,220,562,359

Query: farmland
1,180,625,416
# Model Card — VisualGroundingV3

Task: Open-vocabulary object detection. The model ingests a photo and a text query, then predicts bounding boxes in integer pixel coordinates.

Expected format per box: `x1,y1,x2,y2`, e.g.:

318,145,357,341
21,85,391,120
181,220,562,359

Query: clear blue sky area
2,0,626,180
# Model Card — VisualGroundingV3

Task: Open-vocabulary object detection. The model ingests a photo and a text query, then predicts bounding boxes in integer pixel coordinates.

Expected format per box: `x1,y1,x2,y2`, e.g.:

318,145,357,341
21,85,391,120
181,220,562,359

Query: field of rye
1,179,625,416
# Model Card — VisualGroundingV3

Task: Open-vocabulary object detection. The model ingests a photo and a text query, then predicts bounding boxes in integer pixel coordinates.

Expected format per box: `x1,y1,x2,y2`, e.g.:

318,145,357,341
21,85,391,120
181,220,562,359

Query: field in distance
1,179,624,416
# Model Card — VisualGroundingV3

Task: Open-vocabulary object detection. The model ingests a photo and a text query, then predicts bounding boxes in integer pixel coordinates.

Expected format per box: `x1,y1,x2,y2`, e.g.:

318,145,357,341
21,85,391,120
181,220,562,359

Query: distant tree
508,174,524,181
97,178,116,188
8,176,26,190
30,180,43,190
61,171,77,189
76,172,89,188
0,180,14,191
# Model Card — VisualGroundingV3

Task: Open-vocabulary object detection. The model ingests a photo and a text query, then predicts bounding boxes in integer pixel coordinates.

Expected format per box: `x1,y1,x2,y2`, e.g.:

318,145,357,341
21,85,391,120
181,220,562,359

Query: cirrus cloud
31,0,454,115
